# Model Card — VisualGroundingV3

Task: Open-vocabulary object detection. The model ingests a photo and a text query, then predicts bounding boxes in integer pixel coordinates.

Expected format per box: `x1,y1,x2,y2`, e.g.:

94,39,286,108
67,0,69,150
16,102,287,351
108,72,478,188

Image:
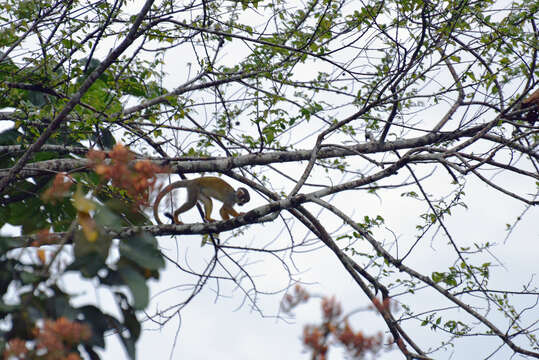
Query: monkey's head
236,187,250,205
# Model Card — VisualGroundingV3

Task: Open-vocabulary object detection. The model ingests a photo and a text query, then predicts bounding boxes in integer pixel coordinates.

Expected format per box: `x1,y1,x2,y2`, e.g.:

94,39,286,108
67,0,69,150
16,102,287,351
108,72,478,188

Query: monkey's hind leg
171,188,199,224
164,212,178,224
199,194,216,222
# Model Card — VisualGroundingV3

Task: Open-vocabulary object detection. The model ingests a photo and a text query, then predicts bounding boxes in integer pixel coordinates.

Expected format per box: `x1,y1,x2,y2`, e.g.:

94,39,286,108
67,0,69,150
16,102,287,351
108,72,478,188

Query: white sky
1,0,538,359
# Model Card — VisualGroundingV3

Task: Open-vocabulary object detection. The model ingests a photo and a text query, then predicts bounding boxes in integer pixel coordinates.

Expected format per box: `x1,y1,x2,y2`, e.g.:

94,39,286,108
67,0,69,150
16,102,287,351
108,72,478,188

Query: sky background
1,0,538,358
85,172,537,360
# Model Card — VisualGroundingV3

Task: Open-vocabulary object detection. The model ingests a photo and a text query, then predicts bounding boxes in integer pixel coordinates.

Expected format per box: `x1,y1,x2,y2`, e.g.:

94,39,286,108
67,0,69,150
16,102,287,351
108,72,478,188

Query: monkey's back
196,177,235,203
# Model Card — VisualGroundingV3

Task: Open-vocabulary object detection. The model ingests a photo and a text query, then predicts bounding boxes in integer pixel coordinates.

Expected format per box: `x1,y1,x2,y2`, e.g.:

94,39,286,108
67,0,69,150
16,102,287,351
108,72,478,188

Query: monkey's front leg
220,206,245,221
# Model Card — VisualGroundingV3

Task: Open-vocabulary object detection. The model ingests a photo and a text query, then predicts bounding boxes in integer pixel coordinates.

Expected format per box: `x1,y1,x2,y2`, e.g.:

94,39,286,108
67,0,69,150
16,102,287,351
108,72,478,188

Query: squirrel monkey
153,176,250,225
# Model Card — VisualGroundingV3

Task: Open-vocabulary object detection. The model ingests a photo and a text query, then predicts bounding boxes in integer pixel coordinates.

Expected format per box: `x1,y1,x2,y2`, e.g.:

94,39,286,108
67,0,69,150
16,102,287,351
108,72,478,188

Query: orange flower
41,173,74,203
3,338,28,359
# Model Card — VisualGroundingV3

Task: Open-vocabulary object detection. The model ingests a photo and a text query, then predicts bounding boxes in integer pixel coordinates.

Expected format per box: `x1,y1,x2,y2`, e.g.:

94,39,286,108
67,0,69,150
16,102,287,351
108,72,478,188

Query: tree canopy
0,0,538,359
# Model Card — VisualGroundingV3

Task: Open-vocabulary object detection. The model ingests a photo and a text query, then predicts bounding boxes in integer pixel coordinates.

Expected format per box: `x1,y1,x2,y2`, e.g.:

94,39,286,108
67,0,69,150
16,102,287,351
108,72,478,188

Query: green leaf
119,232,164,271
118,297,141,342
20,271,42,284
71,230,111,277
94,203,125,230
99,200,151,226
118,266,149,310
96,128,116,149
0,259,18,296
431,271,443,283
67,252,106,278
78,305,112,348
7,197,48,234
0,128,21,145
0,236,26,253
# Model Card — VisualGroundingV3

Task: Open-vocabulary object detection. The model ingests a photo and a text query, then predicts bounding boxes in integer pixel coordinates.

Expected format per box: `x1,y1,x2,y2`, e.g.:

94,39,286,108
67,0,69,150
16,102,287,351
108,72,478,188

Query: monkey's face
236,187,250,205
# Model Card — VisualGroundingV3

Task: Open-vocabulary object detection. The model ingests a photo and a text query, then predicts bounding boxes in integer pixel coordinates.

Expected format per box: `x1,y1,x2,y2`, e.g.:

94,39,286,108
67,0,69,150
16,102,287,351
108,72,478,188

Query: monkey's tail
153,180,189,224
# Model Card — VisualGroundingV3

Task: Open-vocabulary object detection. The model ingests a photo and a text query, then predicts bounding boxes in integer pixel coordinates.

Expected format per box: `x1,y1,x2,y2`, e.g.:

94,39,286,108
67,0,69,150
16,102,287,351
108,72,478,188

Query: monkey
153,176,250,225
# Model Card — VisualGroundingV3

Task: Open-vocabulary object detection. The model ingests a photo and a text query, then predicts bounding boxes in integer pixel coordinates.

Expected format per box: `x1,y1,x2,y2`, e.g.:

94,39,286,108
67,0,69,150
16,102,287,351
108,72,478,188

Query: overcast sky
1,0,538,358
